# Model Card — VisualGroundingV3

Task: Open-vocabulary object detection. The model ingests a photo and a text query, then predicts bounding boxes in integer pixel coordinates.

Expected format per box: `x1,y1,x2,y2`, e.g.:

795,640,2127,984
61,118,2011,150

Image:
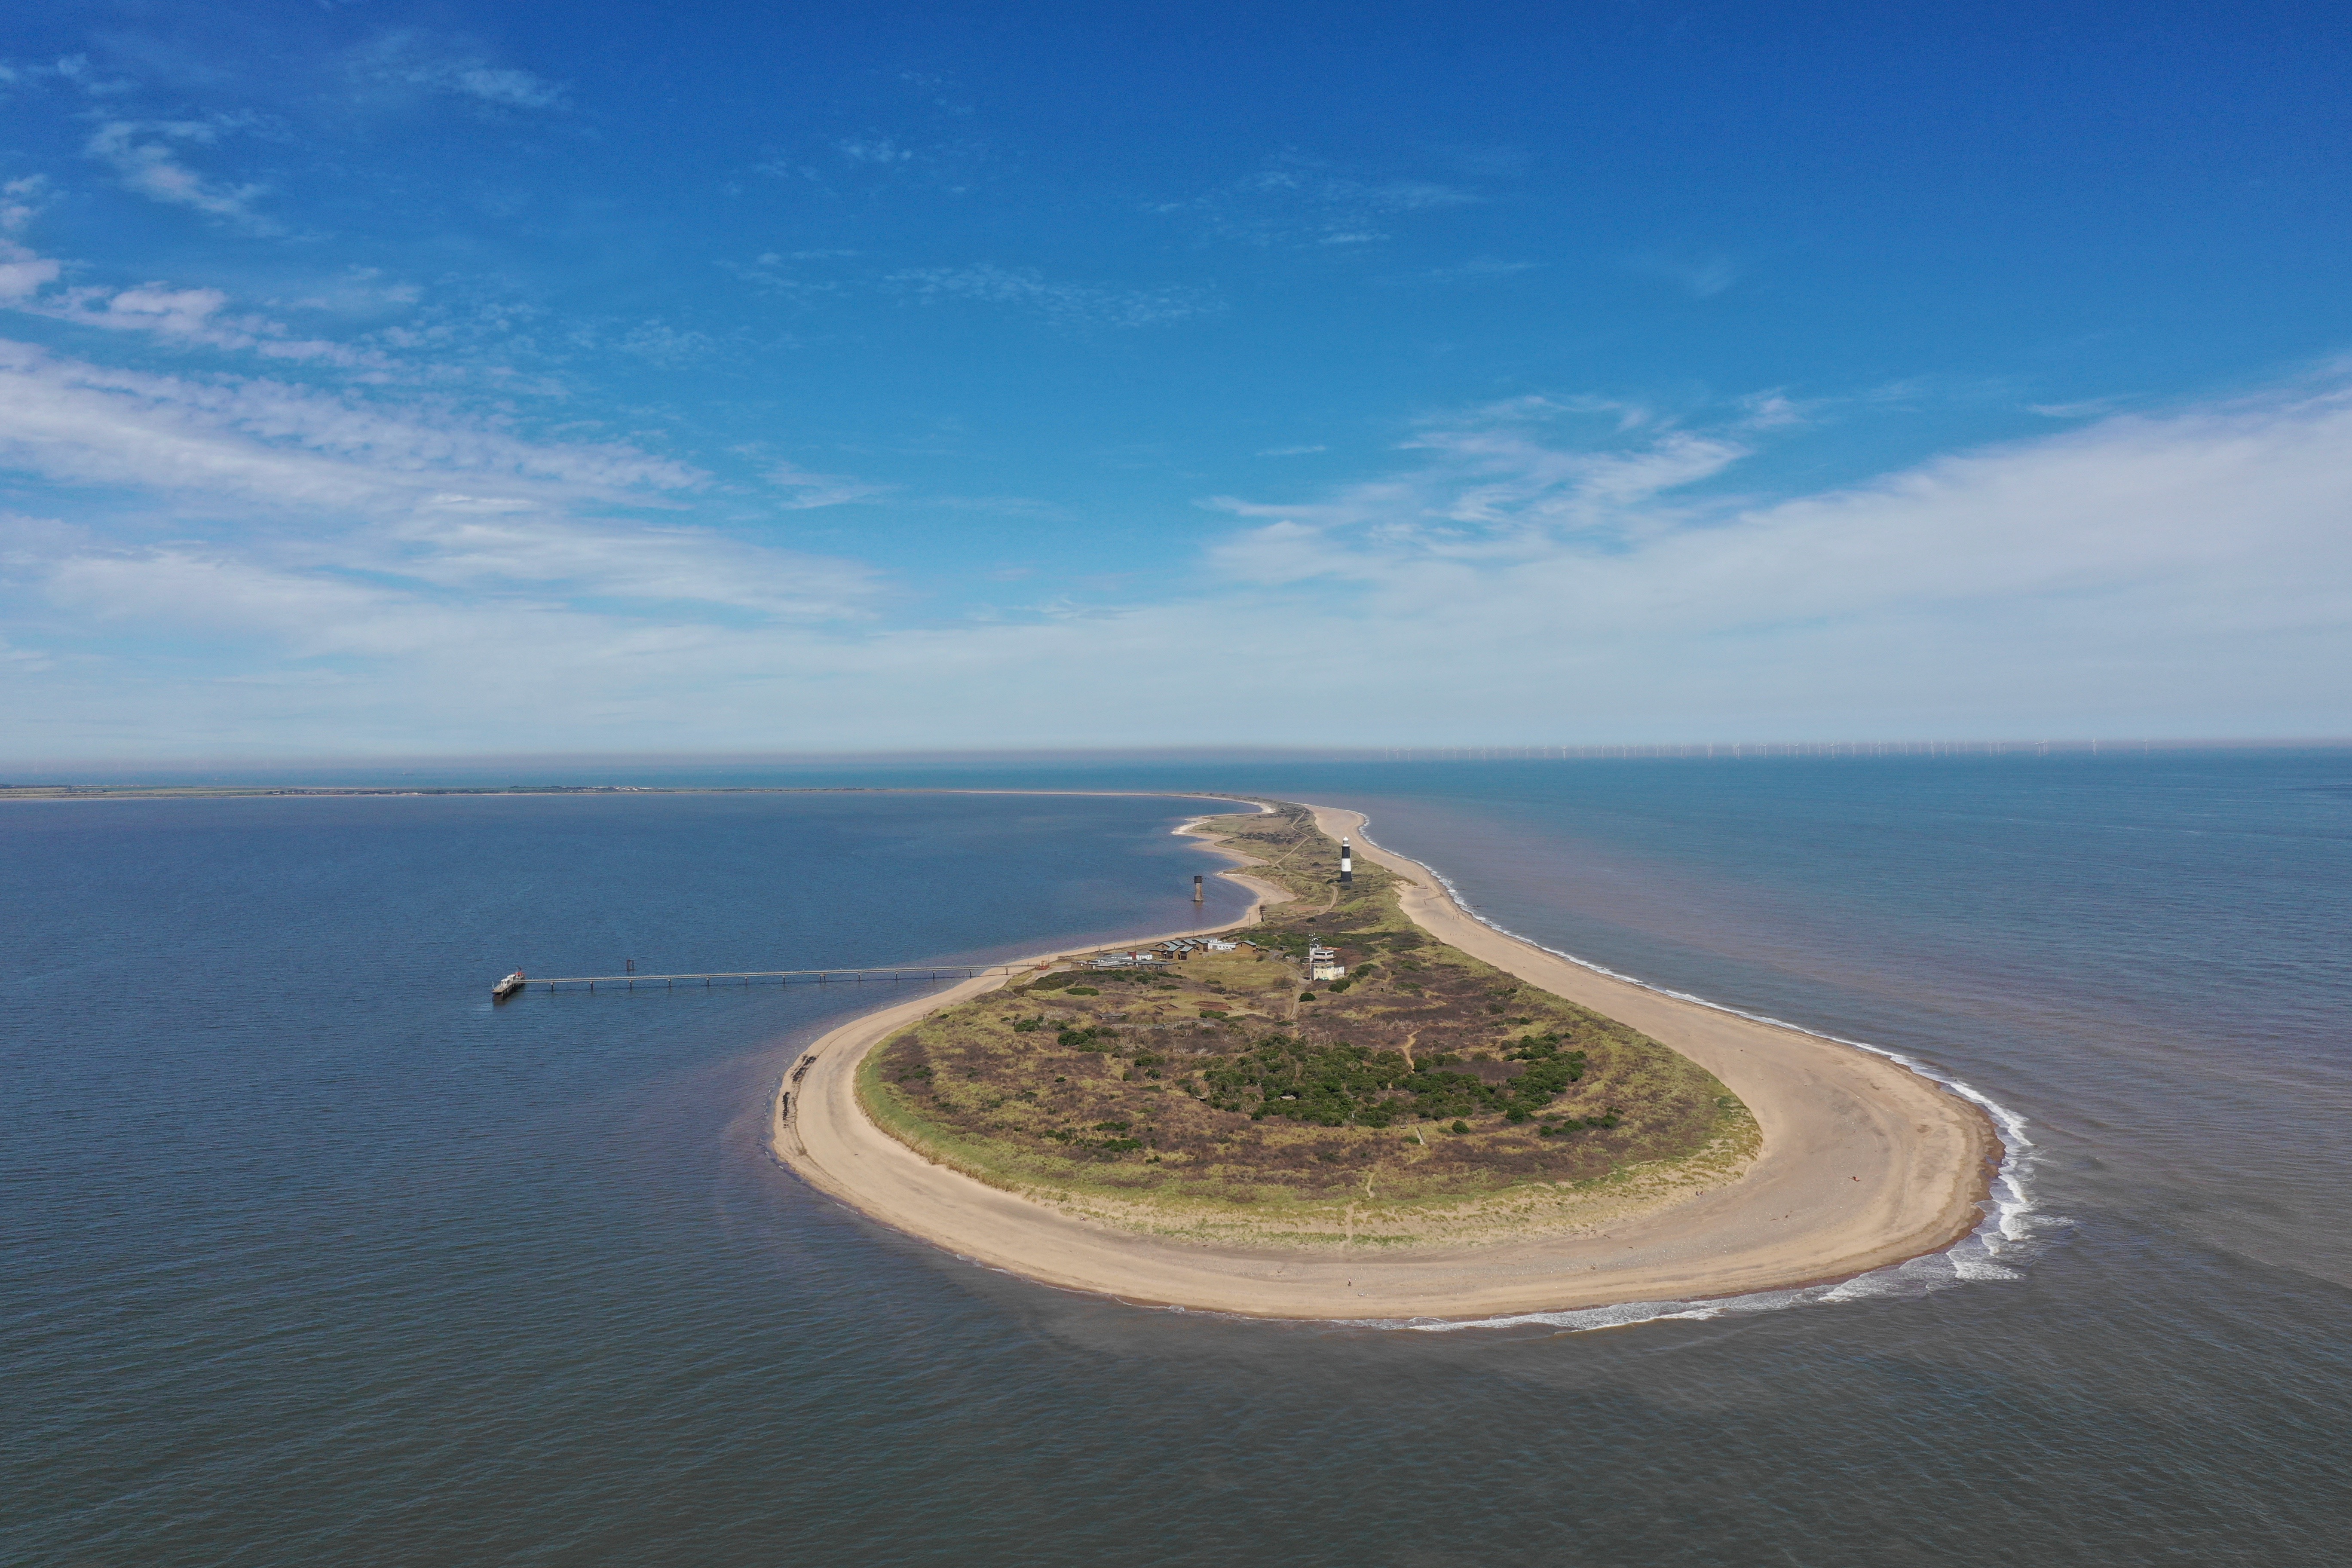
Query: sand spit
772,803,1999,1320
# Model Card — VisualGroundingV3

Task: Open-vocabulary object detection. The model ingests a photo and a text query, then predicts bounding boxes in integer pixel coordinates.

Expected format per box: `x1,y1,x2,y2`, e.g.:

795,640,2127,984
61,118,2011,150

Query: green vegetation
856,801,1753,1232
1196,1032,1590,1129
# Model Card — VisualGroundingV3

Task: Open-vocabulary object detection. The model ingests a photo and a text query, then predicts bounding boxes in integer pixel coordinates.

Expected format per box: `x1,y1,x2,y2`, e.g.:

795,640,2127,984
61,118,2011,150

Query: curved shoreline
771,799,2000,1320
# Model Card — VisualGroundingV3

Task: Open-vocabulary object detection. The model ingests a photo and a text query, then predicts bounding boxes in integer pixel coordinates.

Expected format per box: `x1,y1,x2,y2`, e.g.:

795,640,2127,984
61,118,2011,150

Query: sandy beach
771,802,1999,1319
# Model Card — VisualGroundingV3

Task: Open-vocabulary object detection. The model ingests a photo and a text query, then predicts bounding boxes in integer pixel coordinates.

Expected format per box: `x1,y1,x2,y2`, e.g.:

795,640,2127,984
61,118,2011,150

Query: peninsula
774,799,1998,1319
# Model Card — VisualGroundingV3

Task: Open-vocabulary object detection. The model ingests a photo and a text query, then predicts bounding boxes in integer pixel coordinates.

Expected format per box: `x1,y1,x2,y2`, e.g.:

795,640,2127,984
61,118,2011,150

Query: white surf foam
1342,816,2065,1334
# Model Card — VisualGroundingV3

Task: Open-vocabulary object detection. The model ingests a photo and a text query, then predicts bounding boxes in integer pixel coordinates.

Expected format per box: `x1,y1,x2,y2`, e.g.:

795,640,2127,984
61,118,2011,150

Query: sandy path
771,805,1998,1320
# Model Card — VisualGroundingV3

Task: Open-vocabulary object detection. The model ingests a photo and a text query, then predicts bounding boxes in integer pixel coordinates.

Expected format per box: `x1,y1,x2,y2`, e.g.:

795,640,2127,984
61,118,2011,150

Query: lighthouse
1340,838,1353,886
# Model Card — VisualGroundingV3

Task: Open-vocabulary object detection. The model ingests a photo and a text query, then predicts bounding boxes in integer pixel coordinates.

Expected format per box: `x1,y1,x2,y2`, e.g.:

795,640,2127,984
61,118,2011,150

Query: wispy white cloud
756,132,989,196
31,509,880,665
1,175,48,235
84,119,276,230
0,55,134,98
1184,382,2352,740
886,263,1220,328
17,276,392,368
1736,391,1807,431
0,338,700,514
448,66,564,109
836,136,916,165
630,322,718,362
1209,395,1752,567
351,33,567,110
1629,253,1740,299
1397,258,1543,285
379,511,881,617
12,375,2352,756
764,460,888,509
70,282,231,337
2028,398,2124,419
0,632,53,672
0,245,61,303
43,547,432,654
718,253,844,300
725,250,1209,331
1164,154,1481,248
278,267,423,314
0,209,428,374
0,325,879,710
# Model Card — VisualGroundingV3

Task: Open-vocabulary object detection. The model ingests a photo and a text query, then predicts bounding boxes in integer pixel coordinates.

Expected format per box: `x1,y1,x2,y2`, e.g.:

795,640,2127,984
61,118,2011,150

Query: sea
5,753,2347,1565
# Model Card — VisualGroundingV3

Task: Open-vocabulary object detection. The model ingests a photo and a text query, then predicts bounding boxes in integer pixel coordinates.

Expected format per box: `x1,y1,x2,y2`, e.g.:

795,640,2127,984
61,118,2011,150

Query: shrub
1450,1120,1471,1135
1064,986,1100,996
1299,991,1318,1001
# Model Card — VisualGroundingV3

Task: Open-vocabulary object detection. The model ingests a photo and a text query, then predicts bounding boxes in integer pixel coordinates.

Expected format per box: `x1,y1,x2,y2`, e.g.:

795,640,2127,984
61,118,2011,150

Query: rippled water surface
7,759,2348,1565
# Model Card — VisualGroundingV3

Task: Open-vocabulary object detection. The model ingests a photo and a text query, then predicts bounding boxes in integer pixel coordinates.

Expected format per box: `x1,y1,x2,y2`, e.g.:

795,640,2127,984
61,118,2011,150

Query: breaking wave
1345,820,2067,1335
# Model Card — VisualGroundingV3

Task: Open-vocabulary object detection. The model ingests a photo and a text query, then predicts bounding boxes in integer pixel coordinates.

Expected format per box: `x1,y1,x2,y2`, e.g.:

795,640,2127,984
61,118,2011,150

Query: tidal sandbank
772,802,1997,1320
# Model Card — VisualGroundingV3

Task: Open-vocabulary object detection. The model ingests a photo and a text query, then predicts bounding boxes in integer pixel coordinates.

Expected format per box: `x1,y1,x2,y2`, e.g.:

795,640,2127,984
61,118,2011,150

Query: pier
519,964,1022,993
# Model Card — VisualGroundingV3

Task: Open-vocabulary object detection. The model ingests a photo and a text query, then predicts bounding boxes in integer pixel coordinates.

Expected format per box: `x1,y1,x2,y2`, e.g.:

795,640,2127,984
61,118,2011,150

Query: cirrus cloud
83,120,275,231
8,371,2352,756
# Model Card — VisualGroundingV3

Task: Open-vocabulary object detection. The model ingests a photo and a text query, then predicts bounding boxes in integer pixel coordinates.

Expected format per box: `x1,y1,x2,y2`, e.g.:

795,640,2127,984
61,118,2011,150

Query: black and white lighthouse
1339,838,1353,886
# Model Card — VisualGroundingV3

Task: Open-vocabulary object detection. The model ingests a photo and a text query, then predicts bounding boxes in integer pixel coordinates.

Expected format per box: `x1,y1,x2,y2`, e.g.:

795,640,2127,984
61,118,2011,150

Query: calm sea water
6,758,2348,1565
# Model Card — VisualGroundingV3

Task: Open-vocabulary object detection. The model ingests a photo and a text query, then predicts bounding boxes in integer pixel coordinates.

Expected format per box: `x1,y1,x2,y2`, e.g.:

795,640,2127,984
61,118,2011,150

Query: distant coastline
0,784,898,802
772,797,1999,1320
0,784,1262,803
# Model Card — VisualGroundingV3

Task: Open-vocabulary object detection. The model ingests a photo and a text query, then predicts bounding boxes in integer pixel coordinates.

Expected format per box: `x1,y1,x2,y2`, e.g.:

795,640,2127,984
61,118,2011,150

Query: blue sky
4,0,2351,758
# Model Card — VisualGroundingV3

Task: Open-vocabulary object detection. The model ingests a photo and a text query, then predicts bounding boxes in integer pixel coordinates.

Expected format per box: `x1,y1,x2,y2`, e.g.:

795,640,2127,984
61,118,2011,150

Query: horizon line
6,734,2351,781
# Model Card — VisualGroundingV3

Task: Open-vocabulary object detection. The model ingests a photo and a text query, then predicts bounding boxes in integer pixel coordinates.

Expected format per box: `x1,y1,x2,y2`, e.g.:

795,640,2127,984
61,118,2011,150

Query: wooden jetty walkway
520,964,1023,993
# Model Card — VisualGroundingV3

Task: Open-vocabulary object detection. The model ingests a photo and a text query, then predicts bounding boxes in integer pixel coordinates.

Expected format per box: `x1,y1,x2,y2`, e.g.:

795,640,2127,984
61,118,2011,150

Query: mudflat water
6,758,2348,1565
